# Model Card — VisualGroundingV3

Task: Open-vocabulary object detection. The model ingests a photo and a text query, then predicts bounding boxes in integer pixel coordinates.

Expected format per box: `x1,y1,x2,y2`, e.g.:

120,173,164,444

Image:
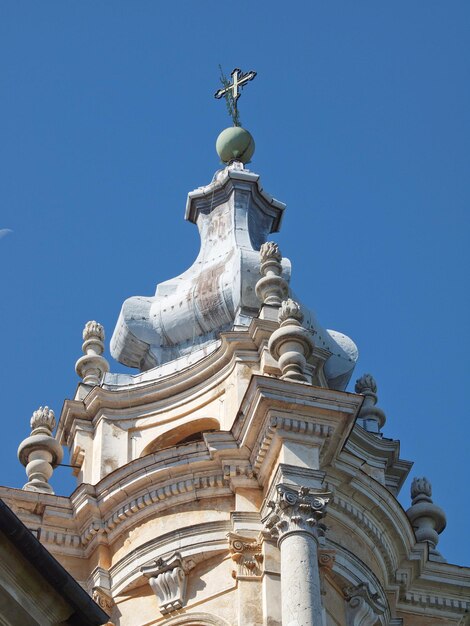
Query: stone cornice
395,544,470,618
345,424,412,495
57,320,276,446
233,375,362,484
185,165,285,230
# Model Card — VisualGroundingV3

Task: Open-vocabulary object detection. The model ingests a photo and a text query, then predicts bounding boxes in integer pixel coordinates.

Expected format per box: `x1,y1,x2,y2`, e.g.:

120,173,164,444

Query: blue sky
0,2,469,565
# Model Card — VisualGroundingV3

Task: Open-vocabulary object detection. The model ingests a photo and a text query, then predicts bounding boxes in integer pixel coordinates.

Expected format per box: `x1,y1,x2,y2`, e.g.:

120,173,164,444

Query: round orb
216,127,255,164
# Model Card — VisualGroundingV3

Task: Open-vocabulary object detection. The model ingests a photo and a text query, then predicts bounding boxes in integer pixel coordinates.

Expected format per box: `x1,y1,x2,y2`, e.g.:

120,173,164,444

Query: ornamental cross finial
215,67,257,126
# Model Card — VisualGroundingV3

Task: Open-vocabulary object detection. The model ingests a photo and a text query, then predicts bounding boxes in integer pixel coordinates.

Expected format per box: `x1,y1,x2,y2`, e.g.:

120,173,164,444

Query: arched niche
159,613,230,626
140,418,220,457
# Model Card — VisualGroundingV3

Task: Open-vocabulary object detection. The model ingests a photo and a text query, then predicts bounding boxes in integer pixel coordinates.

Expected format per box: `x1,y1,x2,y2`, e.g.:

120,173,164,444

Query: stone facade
1,158,469,626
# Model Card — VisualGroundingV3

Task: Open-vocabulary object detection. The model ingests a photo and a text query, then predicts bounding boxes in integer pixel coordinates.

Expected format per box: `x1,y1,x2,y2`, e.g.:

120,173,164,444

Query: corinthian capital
262,484,330,544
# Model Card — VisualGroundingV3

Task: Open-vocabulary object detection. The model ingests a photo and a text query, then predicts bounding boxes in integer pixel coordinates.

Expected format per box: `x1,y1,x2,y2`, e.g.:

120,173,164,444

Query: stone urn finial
18,406,63,494
76,320,109,386
255,242,288,309
354,373,386,434
268,298,314,383
406,477,446,562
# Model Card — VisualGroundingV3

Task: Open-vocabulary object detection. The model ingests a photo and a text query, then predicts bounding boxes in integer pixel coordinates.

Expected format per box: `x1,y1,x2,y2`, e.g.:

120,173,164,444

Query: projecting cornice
233,375,363,485
57,320,278,446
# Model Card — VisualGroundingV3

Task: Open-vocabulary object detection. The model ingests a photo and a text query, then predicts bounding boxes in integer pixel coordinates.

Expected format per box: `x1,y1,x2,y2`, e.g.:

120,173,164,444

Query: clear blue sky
0,2,468,565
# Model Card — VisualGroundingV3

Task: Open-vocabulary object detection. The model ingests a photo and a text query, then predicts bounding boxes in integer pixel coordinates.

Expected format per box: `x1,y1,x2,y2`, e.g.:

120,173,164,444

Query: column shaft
280,532,322,626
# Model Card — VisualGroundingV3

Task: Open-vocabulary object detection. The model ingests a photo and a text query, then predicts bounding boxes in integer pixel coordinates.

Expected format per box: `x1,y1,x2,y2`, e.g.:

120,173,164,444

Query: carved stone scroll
228,532,263,579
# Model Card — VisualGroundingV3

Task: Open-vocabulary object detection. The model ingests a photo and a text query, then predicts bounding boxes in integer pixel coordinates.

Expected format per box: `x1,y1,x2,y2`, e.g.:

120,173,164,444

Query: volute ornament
262,484,330,545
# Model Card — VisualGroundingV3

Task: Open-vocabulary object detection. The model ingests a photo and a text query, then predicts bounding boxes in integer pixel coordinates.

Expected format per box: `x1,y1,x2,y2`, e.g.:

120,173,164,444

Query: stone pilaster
263,484,330,626
229,533,264,626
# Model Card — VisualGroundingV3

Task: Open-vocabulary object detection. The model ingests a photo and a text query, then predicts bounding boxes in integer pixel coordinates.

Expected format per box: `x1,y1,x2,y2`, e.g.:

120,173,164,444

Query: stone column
263,484,330,626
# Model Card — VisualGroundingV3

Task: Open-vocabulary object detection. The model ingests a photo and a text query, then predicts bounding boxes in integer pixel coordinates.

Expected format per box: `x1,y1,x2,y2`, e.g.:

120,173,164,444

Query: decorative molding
159,613,231,626
228,532,263,579
252,415,333,475
344,582,387,626
262,484,330,544
103,472,228,537
331,494,395,577
141,552,195,615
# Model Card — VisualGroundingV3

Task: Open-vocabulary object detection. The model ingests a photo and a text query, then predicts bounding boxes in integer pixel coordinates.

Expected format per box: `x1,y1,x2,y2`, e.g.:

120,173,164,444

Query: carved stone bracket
92,587,114,615
262,483,330,545
344,582,387,626
141,552,195,615
228,532,263,579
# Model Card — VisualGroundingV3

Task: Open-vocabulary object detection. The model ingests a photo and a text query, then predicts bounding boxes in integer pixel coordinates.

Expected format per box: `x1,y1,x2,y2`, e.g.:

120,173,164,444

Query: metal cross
214,68,257,102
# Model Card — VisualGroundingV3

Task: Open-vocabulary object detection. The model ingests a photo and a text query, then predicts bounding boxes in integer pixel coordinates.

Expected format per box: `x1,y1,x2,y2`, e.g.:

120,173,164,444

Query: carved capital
141,552,195,615
262,484,330,545
344,583,387,626
228,533,263,579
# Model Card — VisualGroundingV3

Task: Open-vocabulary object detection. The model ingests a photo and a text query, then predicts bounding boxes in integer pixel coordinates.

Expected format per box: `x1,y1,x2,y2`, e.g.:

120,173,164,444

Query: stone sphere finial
30,406,56,433
216,127,255,164
406,476,446,562
18,405,63,495
268,299,314,383
76,320,109,386
354,373,385,434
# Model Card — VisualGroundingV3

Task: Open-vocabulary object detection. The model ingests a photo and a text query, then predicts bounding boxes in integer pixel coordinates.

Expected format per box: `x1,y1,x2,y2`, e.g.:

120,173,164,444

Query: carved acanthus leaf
262,484,330,544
